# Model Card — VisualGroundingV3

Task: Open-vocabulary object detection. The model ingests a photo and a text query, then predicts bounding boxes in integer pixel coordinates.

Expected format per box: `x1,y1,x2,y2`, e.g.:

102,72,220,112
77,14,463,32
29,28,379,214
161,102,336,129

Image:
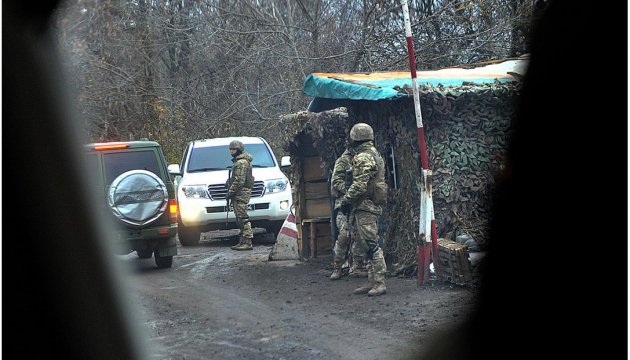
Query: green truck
84,140,178,268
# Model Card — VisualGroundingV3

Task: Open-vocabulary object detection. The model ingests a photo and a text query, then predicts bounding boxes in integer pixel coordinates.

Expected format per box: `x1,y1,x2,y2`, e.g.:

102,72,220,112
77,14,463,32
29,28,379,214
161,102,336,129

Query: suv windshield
103,150,161,185
187,143,275,172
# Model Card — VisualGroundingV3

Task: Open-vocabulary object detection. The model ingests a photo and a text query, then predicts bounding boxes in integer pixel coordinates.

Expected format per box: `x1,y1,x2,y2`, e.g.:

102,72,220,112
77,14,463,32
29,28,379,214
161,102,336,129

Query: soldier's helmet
349,123,374,141
229,140,244,151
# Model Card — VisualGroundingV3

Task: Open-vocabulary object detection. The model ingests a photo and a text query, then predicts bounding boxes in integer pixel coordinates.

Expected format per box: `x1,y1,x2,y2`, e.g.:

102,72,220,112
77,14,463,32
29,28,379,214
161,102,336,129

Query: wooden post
309,223,317,258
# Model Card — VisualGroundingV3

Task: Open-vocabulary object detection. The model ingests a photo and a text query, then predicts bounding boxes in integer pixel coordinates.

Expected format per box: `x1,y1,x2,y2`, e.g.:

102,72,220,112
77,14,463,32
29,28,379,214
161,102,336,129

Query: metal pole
401,0,442,283
226,170,232,230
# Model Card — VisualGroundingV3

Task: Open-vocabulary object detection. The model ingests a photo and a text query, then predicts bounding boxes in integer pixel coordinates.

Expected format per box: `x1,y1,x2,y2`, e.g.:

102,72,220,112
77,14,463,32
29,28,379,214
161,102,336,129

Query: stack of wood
437,238,473,285
275,108,349,256
275,107,349,206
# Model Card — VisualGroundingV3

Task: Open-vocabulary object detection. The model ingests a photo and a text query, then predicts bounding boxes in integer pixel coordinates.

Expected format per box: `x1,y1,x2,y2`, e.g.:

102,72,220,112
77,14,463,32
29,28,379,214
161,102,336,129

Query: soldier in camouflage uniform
227,140,255,251
339,123,387,296
330,146,367,280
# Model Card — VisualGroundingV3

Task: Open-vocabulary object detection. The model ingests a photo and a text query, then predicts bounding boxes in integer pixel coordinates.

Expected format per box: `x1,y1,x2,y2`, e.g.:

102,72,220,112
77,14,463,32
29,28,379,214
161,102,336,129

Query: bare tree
53,0,539,161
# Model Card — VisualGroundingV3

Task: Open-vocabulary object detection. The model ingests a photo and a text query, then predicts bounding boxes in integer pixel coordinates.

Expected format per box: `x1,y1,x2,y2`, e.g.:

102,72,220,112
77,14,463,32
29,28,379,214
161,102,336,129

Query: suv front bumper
179,193,291,227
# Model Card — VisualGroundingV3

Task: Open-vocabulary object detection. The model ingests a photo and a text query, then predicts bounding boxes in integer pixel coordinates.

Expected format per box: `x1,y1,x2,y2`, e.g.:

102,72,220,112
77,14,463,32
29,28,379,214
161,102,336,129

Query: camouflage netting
277,80,520,275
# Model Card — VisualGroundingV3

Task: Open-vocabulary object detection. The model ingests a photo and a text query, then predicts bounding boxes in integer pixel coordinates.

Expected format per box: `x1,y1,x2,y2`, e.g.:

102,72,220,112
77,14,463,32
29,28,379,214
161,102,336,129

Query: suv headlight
181,185,209,198
266,179,288,193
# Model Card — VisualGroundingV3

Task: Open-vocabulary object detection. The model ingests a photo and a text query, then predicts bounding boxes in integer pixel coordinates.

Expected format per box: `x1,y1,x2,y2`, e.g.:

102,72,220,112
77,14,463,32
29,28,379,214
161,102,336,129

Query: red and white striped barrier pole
401,0,442,284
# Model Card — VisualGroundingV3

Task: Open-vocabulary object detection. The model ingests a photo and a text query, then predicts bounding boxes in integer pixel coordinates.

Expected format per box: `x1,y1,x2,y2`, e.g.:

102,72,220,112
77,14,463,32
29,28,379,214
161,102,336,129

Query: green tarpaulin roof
303,57,528,101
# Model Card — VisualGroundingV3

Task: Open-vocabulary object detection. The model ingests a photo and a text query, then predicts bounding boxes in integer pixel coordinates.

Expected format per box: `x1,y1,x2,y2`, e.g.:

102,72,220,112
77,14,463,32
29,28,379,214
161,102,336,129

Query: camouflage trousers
350,210,386,278
233,200,253,239
332,211,366,268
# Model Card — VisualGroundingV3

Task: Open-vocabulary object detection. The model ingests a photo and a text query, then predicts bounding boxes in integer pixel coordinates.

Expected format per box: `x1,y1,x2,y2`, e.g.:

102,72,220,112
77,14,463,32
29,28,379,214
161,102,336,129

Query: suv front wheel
266,221,284,241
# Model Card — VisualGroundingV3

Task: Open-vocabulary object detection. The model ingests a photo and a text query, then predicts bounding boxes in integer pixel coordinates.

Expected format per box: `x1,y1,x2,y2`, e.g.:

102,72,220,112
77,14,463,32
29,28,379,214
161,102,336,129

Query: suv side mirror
168,164,181,176
280,156,291,168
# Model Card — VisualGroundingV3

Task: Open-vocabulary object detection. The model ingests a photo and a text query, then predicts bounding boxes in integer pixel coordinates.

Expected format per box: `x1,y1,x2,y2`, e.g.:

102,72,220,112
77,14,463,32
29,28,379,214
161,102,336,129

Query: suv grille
208,181,265,199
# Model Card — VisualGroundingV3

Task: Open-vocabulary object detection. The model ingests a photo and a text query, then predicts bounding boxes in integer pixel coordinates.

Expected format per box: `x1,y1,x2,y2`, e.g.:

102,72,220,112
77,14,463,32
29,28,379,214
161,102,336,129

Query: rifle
345,208,353,240
346,208,354,267
225,169,232,230
343,166,355,267
225,197,230,230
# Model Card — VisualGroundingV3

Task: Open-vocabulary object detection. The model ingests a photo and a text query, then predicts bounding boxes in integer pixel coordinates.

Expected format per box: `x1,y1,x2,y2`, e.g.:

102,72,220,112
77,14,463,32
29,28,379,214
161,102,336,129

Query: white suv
168,137,293,245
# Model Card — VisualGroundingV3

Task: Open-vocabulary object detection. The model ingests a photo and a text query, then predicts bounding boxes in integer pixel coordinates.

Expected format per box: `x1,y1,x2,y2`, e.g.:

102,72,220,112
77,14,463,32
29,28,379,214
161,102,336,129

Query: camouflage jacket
341,141,384,215
228,152,254,202
331,148,354,210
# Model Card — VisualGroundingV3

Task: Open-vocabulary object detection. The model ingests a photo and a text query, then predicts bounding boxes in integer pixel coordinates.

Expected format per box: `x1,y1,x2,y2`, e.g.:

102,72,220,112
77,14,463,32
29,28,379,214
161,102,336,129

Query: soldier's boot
367,273,386,296
353,270,374,295
230,236,245,250
234,237,253,251
330,260,343,280
367,249,387,296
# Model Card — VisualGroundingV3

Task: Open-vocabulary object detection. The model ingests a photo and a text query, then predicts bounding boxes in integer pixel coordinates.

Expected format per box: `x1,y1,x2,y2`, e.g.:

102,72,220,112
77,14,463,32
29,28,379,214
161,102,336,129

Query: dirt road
119,229,480,360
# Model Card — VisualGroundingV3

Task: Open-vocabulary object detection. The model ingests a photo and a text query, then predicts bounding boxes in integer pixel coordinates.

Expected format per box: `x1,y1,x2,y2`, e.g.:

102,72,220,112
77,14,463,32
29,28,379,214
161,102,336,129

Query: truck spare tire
108,169,168,226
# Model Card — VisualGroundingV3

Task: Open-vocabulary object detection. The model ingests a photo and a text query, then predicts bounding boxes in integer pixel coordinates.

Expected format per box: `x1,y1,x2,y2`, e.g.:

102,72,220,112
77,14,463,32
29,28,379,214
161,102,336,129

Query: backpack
365,149,388,206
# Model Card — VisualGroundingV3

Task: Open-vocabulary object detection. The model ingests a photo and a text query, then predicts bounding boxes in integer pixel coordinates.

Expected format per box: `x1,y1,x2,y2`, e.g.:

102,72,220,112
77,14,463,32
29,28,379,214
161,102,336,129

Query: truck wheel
154,250,173,268
178,222,200,246
136,249,153,259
